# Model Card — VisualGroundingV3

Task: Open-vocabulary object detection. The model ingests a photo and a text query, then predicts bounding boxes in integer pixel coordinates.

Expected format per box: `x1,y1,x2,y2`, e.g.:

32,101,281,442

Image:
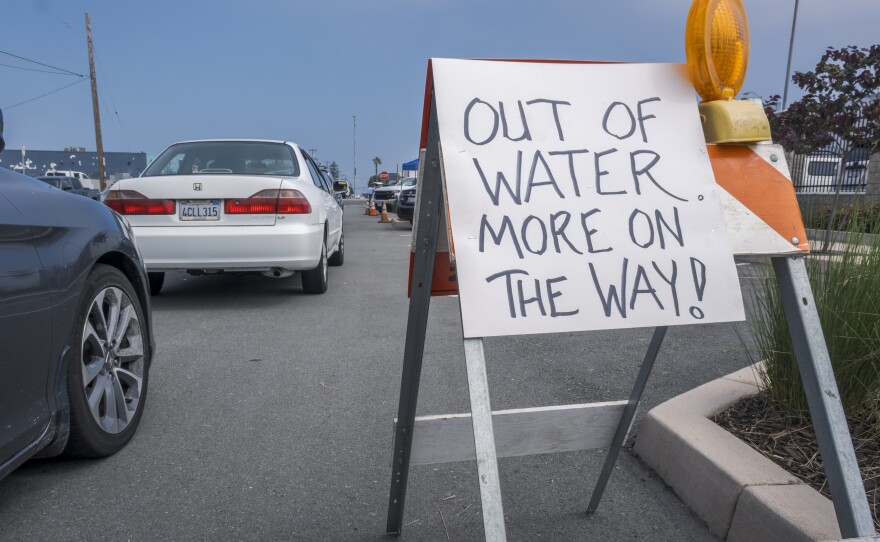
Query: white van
795,149,868,193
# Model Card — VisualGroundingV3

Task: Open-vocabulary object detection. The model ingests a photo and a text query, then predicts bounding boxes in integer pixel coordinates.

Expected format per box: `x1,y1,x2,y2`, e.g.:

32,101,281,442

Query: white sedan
104,139,345,295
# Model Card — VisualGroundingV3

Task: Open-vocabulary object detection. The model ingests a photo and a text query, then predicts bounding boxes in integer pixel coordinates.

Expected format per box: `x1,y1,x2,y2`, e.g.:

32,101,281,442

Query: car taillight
224,189,311,214
104,190,175,215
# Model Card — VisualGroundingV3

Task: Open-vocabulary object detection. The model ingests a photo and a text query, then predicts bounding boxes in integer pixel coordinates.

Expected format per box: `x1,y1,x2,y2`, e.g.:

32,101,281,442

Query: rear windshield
38,177,61,188
143,141,300,177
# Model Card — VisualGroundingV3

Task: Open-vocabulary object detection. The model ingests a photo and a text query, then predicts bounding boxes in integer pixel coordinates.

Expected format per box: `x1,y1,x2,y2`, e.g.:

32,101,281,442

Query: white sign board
431,59,745,338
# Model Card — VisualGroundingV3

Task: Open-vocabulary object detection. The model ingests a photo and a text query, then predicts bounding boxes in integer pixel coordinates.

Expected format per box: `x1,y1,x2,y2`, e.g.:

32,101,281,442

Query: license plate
179,200,220,221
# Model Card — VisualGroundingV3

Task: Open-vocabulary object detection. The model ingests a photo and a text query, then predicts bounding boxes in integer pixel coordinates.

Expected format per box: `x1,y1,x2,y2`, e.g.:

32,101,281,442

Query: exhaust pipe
261,267,294,278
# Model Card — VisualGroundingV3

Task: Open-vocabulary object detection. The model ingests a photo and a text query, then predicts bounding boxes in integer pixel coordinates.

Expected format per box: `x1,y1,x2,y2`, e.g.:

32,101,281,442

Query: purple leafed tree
764,45,880,250
765,45,880,155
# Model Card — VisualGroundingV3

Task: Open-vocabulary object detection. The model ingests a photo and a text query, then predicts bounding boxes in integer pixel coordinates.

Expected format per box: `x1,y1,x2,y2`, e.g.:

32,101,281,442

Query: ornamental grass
748,211,880,433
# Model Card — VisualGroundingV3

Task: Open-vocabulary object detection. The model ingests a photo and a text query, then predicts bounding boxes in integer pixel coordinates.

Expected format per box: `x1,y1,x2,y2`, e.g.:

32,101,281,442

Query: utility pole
782,0,800,110
85,13,107,190
351,115,357,196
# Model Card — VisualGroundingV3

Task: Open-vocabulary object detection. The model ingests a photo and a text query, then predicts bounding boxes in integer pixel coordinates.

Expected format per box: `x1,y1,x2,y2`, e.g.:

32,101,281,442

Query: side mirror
332,180,349,194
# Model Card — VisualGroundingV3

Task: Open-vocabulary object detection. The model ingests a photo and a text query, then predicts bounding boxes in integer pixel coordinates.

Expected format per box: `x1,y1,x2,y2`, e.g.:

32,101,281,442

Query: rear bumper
133,223,323,271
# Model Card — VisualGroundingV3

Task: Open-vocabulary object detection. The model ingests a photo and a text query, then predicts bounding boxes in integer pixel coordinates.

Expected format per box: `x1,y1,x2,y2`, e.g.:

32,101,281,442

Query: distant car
37,175,101,200
374,177,415,214
842,146,870,192
396,180,417,222
43,169,97,189
0,108,154,481
104,139,347,295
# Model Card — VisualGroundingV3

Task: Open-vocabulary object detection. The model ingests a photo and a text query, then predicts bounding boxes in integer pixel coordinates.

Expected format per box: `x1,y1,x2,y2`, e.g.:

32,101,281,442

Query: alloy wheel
80,286,145,434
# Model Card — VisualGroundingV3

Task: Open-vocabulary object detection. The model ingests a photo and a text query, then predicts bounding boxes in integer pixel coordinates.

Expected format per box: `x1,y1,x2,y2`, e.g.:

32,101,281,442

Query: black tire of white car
301,238,328,294
328,230,344,267
148,272,165,296
66,264,150,457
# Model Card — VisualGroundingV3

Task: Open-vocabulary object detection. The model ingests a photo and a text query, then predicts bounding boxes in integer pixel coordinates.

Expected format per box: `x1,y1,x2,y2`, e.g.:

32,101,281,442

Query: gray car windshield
143,141,300,177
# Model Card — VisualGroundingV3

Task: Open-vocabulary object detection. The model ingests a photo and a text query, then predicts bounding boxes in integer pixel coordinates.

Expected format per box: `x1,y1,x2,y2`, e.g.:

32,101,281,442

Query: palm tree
372,156,382,186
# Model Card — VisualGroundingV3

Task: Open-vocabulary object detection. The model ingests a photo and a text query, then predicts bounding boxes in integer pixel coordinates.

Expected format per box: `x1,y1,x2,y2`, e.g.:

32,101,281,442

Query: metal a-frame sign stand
386,75,875,541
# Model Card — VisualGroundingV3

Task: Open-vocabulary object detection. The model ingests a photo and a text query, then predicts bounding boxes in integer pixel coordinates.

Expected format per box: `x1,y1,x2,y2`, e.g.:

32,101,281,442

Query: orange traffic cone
364,199,370,215
379,201,390,223
369,199,378,216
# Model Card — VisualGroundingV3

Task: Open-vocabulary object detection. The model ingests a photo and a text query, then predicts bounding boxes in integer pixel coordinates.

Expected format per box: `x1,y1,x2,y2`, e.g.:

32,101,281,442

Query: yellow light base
699,99,770,144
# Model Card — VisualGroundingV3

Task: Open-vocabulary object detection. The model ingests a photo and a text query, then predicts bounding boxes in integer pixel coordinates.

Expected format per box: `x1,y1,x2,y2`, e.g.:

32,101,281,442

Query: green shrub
749,211,880,430
803,200,880,233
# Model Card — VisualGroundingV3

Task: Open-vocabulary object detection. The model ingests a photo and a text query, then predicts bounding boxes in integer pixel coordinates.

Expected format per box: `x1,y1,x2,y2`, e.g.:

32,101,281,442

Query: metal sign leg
386,94,444,535
587,326,668,514
463,338,507,542
771,256,875,537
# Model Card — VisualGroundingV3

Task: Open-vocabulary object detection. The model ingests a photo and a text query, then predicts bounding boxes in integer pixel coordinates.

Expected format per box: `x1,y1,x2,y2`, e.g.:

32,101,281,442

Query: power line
43,11,133,151
51,13,80,35
0,50,84,77
94,49,131,150
2,78,88,110
0,62,78,76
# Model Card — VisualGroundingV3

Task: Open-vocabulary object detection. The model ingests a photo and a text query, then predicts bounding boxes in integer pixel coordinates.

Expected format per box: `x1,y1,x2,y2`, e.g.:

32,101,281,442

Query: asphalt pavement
0,200,765,541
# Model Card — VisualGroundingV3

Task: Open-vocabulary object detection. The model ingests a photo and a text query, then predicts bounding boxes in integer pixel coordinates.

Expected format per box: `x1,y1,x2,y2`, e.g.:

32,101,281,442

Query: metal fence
789,148,870,194
789,117,873,194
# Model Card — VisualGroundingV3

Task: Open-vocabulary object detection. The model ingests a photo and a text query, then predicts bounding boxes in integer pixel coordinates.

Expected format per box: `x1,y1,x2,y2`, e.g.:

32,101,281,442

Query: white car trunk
111,174,287,226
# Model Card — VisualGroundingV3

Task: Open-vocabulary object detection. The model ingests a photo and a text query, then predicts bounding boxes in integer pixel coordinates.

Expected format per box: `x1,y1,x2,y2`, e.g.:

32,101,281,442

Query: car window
155,153,186,175
320,170,335,192
848,146,870,163
302,153,327,192
808,161,838,177
143,141,300,177
71,178,83,190
61,178,73,190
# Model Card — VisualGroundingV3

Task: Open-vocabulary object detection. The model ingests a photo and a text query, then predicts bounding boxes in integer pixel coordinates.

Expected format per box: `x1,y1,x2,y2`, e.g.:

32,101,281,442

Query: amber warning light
685,0,771,144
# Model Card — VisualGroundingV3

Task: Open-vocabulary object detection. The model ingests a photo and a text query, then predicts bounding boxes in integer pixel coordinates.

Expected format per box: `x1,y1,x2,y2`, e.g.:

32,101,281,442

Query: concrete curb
390,218,412,230
633,364,844,542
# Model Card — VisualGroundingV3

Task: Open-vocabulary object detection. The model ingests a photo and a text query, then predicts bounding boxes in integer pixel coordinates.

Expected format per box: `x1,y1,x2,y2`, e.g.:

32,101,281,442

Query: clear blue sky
2,0,877,192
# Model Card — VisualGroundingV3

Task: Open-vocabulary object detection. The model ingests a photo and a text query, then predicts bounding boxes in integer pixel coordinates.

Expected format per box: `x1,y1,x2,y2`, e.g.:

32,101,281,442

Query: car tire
65,264,150,458
301,238,328,294
148,272,165,296
328,230,344,267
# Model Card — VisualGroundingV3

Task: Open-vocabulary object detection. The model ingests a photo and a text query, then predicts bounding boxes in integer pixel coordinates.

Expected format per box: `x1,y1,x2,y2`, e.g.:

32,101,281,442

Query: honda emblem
193,183,202,191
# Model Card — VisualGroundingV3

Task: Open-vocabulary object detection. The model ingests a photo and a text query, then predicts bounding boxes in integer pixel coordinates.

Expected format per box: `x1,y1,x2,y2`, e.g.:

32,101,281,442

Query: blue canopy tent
402,158,418,172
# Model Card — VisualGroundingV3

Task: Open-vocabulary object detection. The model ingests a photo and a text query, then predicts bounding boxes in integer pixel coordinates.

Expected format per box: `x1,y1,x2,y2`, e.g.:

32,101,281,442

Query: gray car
0,108,154,481
37,175,101,200
373,177,416,214
396,181,417,222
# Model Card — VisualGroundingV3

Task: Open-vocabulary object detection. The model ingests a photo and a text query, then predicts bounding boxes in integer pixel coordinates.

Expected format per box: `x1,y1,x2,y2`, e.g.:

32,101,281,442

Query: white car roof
173,139,301,147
